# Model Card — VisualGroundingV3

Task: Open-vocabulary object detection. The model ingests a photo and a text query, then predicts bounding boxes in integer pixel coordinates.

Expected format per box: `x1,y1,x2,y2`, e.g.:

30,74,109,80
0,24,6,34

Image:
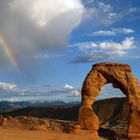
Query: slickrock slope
0,115,105,140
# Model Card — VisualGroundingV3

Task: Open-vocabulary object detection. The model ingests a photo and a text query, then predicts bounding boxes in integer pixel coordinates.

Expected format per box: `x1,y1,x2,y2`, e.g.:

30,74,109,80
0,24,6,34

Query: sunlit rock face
78,62,140,139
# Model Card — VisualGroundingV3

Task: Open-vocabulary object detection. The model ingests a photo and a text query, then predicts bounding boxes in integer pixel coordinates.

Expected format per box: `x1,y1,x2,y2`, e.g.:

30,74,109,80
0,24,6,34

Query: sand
0,127,105,140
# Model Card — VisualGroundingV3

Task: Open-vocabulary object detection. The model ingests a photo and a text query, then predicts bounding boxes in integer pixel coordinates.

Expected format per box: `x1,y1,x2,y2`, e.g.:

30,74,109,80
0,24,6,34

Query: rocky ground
0,115,128,140
0,115,106,140
0,127,106,140
0,97,130,139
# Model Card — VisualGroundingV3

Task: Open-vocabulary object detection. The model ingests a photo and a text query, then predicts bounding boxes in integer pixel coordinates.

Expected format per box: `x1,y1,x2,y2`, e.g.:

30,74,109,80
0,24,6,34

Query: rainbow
0,34,18,68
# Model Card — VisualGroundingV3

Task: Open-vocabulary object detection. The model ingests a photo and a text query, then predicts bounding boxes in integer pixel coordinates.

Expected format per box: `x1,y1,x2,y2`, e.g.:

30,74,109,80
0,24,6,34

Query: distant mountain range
0,97,130,123
0,100,80,110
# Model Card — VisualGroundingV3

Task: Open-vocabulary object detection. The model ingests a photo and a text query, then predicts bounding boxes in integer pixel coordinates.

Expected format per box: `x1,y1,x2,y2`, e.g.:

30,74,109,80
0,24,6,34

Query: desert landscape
1,62,140,140
0,97,129,140
0,0,140,140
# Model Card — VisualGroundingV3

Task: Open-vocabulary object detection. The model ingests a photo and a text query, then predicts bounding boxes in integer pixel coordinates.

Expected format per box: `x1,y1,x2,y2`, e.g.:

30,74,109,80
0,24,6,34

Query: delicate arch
78,62,140,139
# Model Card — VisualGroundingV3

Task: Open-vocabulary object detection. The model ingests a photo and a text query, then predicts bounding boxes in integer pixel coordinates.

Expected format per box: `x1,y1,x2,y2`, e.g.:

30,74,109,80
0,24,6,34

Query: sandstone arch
78,62,140,139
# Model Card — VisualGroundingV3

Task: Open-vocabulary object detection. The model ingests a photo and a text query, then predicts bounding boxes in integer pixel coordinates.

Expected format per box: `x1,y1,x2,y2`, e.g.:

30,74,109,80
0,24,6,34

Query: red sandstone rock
30,125,47,131
78,62,140,140
78,106,99,130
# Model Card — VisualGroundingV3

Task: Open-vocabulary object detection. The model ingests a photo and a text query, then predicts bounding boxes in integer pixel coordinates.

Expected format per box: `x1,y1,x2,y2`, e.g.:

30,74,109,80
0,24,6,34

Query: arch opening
96,83,125,101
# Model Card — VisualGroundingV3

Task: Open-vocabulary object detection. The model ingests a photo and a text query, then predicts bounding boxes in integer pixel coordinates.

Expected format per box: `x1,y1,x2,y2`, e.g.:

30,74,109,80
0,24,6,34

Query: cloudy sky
0,0,140,102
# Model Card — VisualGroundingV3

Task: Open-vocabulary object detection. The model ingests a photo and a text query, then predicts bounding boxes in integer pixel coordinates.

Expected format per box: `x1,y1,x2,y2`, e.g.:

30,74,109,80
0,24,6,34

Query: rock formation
0,115,7,128
78,62,140,139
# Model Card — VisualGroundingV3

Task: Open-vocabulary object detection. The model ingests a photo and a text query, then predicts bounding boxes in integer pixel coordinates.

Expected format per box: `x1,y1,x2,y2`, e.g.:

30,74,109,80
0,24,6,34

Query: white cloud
0,83,79,102
64,84,80,97
84,2,120,25
10,0,84,27
100,37,134,51
0,82,16,91
0,83,62,102
129,7,137,13
86,28,134,37
129,7,140,13
69,90,80,97
71,37,135,63
114,28,134,34
82,2,140,28
64,84,74,90
0,0,85,67
88,30,115,36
